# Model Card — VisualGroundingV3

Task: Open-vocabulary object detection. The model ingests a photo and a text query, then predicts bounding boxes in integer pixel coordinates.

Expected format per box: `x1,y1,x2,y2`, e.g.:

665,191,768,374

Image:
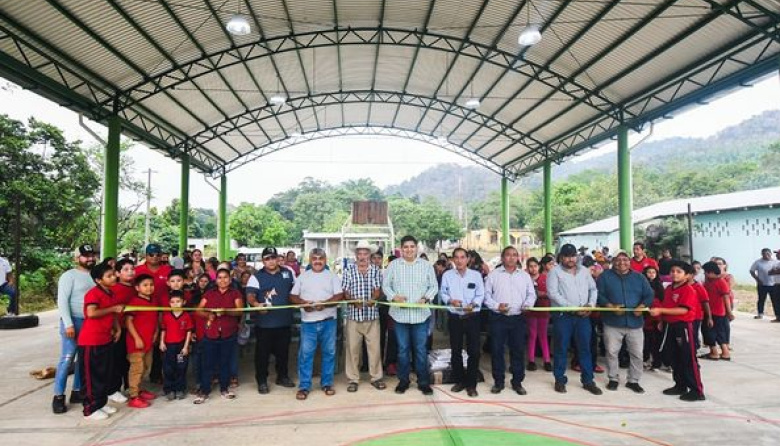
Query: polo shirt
78,286,115,346
690,281,708,321
111,282,135,326
135,263,172,307
630,256,659,274
440,268,485,315
292,269,343,322
661,283,697,323
704,278,730,317
125,295,158,353
161,311,194,344
201,288,242,339
246,267,296,328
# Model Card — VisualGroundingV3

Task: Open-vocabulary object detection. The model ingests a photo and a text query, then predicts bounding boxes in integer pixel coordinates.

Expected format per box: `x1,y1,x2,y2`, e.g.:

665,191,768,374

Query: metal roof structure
559,186,780,235
0,0,778,178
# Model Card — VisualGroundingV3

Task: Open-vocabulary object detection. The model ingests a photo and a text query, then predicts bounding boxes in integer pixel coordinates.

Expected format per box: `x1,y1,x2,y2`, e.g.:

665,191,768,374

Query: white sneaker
84,410,109,421
101,405,117,415
108,391,128,403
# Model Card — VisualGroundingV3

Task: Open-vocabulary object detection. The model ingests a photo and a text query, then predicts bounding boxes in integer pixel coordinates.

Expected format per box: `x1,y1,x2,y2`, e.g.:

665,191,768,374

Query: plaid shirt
342,264,382,322
382,258,438,324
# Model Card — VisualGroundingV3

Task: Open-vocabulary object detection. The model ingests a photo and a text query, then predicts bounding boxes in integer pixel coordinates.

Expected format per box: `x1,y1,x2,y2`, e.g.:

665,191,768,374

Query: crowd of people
50,238,747,421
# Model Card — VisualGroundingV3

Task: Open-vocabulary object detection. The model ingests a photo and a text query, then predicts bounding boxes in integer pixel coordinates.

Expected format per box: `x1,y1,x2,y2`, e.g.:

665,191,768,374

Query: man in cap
52,244,97,414
134,243,172,383
597,250,654,393
246,247,297,394
343,241,385,392
547,243,602,395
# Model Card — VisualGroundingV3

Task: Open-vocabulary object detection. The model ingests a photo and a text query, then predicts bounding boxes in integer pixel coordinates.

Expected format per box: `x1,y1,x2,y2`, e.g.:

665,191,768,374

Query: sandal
347,382,359,393
296,390,309,400
700,354,720,361
720,356,732,361
370,380,387,390
323,386,336,396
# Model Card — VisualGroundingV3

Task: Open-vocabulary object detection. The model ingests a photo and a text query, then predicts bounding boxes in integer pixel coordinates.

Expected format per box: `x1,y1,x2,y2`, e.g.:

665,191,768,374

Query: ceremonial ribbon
123,300,650,313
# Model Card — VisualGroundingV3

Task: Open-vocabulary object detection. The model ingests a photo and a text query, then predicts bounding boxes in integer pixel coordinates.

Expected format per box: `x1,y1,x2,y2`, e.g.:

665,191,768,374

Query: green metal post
101,116,121,258
179,154,190,255
543,161,553,254
218,174,227,260
618,126,634,252
500,176,510,247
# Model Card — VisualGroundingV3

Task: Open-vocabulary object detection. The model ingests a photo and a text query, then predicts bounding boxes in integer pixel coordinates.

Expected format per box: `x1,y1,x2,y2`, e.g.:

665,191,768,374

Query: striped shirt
484,266,537,315
342,263,382,322
382,257,438,324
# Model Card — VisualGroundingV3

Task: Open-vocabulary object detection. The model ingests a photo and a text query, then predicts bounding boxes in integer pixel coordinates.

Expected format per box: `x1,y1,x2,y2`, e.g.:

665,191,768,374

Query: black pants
448,313,481,388
163,342,189,393
646,328,670,368
664,322,704,396
380,306,398,366
254,326,291,385
78,343,113,416
150,344,163,382
489,313,526,387
109,331,129,394
756,285,775,315
693,320,702,350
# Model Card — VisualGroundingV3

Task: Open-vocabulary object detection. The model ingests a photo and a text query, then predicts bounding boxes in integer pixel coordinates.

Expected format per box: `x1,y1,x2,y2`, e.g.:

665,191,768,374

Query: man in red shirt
77,262,124,420
649,261,705,402
134,244,171,384
125,274,159,409
630,242,659,273
702,262,734,360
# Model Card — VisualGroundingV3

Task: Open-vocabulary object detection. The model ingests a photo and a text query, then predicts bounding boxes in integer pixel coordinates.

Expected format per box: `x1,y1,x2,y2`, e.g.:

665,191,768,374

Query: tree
388,196,462,248
228,203,289,247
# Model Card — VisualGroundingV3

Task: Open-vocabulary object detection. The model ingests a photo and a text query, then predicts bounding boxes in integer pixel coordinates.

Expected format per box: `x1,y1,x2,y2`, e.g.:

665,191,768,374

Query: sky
1,74,778,211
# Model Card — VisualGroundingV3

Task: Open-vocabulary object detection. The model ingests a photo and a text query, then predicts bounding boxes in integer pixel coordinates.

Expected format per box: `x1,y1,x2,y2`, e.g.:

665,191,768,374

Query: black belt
304,317,335,323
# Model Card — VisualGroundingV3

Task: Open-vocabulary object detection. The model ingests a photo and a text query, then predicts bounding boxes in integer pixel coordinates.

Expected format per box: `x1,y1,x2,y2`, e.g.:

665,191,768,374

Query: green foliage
228,203,290,247
389,196,463,248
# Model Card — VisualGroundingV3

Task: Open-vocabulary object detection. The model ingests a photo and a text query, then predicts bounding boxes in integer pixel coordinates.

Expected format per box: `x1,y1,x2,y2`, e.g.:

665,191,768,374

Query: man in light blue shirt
440,248,484,397
484,246,536,395
547,243,602,396
382,235,438,396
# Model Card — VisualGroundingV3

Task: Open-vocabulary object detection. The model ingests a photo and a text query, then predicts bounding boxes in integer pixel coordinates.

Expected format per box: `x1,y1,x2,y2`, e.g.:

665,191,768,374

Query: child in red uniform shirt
125,274,159,408
649,261,705,402
107,258,135,405
160,290,194,400
688,277,711,351
77,262,124,420
702,261,734,360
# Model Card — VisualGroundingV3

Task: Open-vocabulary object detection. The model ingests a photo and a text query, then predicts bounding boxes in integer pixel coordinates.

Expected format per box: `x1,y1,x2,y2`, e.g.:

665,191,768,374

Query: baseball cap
77,244,96,257
559,243,577,257
145,243,162,255
261,247,278,259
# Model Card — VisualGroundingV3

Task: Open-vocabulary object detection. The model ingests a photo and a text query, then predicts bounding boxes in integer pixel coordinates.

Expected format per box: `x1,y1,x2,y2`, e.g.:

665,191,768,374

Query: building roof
560,187,780,235
0,1,777,178
303,232,391,239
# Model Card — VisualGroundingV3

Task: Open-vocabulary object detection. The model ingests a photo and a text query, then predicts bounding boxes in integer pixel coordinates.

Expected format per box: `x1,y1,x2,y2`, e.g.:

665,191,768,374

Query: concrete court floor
0,309,779,446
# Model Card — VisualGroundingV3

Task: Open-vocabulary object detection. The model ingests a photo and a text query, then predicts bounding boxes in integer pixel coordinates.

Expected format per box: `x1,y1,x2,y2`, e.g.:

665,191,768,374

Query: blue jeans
0,282,16,313
201,335,236,394
54,318,84,395
552,313,594,385
298,318,337,391
395,320,430,387
163,342,189,394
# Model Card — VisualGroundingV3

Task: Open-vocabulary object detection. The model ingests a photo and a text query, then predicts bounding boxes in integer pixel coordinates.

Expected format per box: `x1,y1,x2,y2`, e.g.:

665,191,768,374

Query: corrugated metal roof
560,187,780,235
0,0,776,176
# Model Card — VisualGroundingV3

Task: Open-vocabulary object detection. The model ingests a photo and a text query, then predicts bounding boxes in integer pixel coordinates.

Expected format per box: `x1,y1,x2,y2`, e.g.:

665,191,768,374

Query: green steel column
500,176,510,247
618,126,634,251
179,154,190,254
218,174,227,260
543,161,553,254
101,116,121,258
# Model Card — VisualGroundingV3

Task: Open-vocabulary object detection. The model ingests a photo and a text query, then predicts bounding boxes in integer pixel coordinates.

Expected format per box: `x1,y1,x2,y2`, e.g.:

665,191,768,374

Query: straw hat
354,240,377,253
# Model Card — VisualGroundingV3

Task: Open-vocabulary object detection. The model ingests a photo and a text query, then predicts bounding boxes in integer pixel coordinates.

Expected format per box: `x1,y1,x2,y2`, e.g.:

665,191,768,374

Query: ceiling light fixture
269,95,287,106
465,98,481,109
518,2,542,47
226,14,251,36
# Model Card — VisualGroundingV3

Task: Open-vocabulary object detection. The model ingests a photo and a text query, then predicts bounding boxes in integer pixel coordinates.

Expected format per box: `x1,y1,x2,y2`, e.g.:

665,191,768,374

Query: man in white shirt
289,248,344,400
749,248,779,319
484,246,536,395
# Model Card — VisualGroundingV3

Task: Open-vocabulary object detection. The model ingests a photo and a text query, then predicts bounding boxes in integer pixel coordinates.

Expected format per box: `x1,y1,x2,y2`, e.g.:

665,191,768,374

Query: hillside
384,109,780,203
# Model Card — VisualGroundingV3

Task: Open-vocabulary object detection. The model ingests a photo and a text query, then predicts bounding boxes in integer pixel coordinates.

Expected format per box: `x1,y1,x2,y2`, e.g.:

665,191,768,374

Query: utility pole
144,168,155,248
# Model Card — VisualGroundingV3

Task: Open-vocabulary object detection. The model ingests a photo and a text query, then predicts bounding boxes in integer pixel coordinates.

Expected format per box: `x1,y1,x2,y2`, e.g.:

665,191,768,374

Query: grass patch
0,292,57,316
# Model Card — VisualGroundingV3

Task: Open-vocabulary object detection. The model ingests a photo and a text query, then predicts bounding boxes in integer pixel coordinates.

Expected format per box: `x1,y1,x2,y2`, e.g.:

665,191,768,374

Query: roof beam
279,0,320,130
366,0,387,126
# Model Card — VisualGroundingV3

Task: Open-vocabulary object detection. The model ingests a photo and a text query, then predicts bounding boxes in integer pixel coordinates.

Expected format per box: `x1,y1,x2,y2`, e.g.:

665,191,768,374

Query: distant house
558,187,780,283
460,228,536,256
